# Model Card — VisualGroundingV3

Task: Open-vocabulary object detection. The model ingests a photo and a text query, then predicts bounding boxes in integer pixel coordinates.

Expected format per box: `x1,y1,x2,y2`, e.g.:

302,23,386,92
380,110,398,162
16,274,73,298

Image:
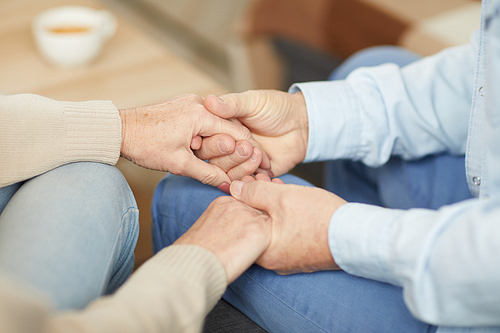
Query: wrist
118,107,135,158
291,91,309,162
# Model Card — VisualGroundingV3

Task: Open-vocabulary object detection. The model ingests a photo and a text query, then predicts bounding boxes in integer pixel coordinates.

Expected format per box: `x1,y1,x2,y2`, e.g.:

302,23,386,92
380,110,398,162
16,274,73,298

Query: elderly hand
199,90,309,178
174,196,272,284
192,136,270,188
119,94,271,187
229,174,346,274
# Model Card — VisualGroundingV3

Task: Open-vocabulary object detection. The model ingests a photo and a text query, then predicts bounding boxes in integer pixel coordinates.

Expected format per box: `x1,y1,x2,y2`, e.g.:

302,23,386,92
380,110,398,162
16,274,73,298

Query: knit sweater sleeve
0,94,121,187
0,245,227,333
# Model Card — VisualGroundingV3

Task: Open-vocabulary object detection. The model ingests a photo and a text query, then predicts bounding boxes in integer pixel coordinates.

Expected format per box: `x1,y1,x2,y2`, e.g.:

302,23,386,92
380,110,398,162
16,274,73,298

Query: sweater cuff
61,100,121,165
152,245,227,309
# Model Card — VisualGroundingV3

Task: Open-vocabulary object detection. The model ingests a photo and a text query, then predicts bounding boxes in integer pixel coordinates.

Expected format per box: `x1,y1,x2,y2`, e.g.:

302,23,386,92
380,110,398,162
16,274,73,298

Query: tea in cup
32,6,117,67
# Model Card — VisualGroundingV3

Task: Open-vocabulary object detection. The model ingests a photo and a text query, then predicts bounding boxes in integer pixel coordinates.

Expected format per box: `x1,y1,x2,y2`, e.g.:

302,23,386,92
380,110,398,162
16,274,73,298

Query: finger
241,175,256,182
272,177,285,184
204,93,258,119
202,95,272,170
226,147,263,181
217,183,230,194
200,115,271,171
230,179,281,212
179,154,231,187
208,140,253,172
255,173,271,182
191,136,202,150
255,167,274,178
194,134,236,160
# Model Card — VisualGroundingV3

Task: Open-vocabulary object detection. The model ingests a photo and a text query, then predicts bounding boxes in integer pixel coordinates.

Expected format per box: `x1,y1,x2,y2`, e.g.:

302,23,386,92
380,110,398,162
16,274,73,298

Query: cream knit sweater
0,94,227,332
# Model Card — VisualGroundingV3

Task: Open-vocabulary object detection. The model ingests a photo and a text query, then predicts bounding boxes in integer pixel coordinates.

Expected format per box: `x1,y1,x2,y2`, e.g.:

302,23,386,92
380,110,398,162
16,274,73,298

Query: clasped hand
119,93,271,186
120,90,312,188
120,91,347,280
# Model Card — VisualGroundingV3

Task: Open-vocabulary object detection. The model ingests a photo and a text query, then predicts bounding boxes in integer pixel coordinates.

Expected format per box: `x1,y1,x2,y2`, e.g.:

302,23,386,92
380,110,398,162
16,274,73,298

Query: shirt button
473,176,481,186
479,86,484,97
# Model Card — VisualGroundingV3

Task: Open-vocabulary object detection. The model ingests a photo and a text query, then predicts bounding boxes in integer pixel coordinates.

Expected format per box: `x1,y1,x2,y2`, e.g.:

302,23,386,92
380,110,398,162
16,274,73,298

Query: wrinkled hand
119,94,270,186
174,196,272,283
200,90,309,178
193,137,268,186
230,175,346,274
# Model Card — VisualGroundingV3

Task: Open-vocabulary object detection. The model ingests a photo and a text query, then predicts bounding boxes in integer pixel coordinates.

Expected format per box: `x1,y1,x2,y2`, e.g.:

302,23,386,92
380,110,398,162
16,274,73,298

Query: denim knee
0,162,139,309
72,163,139,293
43,162,140,295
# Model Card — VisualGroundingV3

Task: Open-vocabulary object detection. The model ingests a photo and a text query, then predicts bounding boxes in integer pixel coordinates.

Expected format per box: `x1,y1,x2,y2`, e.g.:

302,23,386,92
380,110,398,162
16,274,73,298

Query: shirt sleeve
290,40,477,167
329,198,500,327
0,94,122,187
325,25,500,325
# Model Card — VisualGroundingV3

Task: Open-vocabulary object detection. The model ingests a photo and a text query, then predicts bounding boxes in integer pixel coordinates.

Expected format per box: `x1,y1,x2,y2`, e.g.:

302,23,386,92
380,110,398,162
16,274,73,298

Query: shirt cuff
328,202,404,286
289,81,363,163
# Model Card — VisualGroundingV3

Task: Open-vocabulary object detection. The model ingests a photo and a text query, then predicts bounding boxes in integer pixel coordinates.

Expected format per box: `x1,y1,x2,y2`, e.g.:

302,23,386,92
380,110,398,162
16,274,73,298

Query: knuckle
213,196,233,206
199,169,219,185
171,159,189,176
185,93,203,103
212,197,245,215
242,90,259,105
177,94,204,111
239,125,252,139
231,93,243,109
259,256,282,272
244,90,270,111
211,159,230,173
241,160,259,174
179,156,192,171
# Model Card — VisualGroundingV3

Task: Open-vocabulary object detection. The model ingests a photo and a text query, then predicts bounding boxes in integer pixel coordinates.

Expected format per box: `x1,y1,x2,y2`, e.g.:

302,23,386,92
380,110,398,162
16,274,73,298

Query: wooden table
0,0,228,267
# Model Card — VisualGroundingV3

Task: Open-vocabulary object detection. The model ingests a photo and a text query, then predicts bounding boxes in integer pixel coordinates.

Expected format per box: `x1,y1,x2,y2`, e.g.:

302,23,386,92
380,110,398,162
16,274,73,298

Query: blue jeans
152,46,471,332
0,162,139,310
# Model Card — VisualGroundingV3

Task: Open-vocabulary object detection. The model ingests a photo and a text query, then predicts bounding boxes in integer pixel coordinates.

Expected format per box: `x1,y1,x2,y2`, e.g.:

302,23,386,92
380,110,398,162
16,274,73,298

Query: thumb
204,92,259,120
230,180,277,212
181,154,231,187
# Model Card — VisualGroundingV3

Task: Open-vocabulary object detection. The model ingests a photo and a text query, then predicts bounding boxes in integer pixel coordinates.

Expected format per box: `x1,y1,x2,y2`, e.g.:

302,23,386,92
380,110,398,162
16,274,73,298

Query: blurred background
0,0,481,268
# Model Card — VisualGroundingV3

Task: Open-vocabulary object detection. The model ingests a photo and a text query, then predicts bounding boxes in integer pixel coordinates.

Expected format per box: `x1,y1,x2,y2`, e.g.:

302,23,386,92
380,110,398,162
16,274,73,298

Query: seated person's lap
325,154,472,210
0,162,138,310
152,174,437,333
151,46,472,332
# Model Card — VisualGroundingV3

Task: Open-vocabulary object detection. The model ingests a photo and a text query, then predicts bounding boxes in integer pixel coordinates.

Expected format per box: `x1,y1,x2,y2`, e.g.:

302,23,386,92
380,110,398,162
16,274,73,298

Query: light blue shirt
291,0,500,330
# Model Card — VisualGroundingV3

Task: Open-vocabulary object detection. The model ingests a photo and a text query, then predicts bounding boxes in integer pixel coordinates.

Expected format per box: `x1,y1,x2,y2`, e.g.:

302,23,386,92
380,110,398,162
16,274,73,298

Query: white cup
32,6,117,67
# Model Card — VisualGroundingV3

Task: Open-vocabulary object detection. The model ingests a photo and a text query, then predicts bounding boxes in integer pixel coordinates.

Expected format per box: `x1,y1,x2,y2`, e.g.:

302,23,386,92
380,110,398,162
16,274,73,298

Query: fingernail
217,183,230,194
236,143,248,157
230,181,244,196
217,139,230,153
217,96,226,104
